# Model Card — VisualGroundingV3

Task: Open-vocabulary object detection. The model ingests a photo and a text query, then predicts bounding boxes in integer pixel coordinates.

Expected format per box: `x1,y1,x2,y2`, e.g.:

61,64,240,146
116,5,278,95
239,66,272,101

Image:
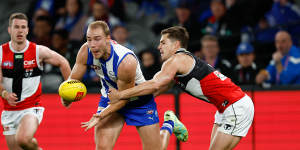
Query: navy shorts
98,96,159,126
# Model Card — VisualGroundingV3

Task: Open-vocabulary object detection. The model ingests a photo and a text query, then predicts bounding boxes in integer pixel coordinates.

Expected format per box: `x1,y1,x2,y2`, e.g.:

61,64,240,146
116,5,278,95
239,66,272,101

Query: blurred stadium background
1,0,300,149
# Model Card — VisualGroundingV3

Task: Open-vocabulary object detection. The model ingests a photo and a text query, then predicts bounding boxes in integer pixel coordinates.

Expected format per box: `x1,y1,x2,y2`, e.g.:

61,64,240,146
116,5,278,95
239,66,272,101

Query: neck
102,44,111,60
11,40,27,51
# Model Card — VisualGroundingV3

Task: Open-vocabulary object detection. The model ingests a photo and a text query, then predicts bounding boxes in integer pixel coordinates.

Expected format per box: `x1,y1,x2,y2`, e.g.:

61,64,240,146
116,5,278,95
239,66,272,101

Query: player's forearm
100,100,127,119
59,60,71,80
120,80,159,100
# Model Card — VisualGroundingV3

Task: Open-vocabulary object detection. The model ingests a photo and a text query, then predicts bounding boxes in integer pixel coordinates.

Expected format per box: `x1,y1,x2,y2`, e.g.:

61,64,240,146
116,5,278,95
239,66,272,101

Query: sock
160,120,174,135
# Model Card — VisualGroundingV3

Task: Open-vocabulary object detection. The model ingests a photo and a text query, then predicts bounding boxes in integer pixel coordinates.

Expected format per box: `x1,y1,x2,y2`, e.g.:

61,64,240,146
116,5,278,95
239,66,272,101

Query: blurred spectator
264,0,300,44
254,16,279,43
232,43,261,85
201,35,233,77
201,0,228,36
27,0,66,25
170,2,201,49
256,31,300,85
112,25,137,53
51,29,79,67
85,0,121,30
136,0,165,19
88,0,126,22
138,49,161,80
55,0,87,42
200,0,243,60
31,16,53,47
265,0,300,27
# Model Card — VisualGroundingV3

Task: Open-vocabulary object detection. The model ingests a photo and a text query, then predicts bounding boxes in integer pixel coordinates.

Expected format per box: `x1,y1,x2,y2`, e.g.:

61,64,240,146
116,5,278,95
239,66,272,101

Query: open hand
81,114,103,131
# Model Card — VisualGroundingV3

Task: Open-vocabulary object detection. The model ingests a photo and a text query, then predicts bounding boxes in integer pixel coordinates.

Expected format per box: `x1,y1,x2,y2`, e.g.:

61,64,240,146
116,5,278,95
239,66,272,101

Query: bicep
39,46,67,66
152,58,178,87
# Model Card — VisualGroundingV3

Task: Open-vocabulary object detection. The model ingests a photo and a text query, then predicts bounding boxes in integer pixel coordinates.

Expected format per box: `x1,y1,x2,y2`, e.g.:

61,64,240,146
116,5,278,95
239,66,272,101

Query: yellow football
58,79,87,102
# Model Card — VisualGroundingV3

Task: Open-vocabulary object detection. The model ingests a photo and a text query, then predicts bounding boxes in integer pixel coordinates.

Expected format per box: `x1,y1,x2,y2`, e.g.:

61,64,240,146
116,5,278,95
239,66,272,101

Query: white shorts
1,107,45,135
214,95,254,137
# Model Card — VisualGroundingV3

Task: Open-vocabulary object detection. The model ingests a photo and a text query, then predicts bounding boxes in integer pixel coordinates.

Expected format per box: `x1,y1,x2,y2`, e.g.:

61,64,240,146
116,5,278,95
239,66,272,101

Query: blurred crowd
24,0,300,90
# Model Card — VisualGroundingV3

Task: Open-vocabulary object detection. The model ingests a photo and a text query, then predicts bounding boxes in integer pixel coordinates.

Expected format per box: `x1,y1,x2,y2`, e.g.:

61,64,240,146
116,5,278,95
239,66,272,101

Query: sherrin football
58,79,87,102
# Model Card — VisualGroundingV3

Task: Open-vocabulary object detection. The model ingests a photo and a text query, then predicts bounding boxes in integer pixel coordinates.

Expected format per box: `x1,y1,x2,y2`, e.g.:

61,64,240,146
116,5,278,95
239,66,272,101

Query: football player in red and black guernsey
0,13,71,150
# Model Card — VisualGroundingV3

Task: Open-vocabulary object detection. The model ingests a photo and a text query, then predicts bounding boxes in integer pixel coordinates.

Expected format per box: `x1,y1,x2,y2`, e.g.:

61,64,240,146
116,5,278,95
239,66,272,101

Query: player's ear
7,26,11,34
175,40,181,49
106,35,111,42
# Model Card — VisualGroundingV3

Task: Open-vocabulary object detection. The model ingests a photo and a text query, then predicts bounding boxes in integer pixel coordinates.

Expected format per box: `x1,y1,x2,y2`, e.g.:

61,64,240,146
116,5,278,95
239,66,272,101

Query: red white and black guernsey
174,49,245,113
0,41,43,110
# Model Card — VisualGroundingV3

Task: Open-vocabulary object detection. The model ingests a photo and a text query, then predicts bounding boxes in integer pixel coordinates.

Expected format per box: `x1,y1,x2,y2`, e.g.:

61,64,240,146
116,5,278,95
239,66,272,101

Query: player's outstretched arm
81,54,137,130
61,43,89,107
39,45,71,80
108,55,179,103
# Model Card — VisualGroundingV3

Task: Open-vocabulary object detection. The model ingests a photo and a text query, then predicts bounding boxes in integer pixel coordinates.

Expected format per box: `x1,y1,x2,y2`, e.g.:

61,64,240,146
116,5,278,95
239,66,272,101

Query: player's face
8,19,29,44
158,34,178,61
86,27,110,59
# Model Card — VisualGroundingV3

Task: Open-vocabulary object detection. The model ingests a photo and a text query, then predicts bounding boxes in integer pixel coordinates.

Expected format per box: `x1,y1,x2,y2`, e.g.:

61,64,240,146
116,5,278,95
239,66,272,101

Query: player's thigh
94,112,125,148
16,114,39,141
5,135,23,150
210,123,220,143
210,130,241,150
136,123,161,150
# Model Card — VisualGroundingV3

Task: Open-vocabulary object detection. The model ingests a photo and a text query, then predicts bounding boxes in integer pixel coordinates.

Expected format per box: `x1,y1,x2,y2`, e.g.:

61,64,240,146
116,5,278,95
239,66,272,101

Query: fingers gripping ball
59,80,87,102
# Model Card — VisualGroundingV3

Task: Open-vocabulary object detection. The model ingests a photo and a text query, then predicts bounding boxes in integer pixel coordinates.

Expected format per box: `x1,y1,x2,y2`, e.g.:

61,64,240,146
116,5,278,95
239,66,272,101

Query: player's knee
16,135,32,148
96,143,114,150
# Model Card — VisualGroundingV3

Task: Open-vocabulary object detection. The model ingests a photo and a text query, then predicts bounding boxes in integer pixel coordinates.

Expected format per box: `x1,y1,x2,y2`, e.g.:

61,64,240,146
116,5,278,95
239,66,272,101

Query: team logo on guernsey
214,71,227,81
108,71,115,77
147,110,154,115
91,65,101,70
15,55,23,59
25,69,34,78
222,100,229,107
2,61,13,68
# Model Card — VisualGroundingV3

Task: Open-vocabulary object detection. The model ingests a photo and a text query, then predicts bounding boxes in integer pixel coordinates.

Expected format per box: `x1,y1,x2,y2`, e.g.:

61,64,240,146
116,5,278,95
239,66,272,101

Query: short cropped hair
9,13,28,27
201,35,218,44
88,21,110,36
161,26,189,49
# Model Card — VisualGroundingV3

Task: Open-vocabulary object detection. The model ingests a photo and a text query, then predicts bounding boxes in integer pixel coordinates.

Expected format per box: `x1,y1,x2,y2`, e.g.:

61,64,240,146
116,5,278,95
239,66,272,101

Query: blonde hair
88,21,110,36
9,13,28,27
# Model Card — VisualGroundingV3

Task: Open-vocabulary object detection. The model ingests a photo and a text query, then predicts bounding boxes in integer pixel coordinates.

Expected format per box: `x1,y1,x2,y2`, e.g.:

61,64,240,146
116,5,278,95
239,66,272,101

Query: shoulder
117,54,137,80
118,54,137,72
77,43,89,56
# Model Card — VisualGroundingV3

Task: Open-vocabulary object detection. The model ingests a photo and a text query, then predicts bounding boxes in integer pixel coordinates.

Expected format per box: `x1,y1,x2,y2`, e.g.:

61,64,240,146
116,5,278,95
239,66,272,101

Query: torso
87,40,153,107
0,41,43,110
174,49,245,113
